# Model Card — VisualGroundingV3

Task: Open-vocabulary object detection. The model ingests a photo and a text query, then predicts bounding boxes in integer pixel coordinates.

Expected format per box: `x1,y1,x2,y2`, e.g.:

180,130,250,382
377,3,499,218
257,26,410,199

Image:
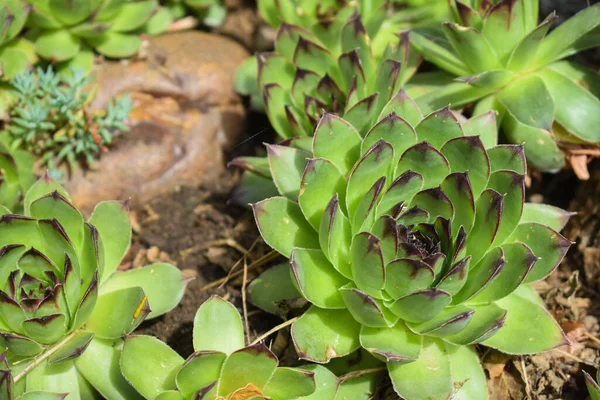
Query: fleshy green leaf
313,114,362,176
291,248,347,309
388,338,452,400
175,351,226,398
263,367,316,400
466,189,503,265
350,232,385,298
248,263,302,315
538,68,600,143
291,306,361,363
359,321,422,363
521,203,572,231
48,331,94,365
217,344,278,395
387,289,451,323
193,296,244,354
415,107,463,149
533,3,600,66
483,285,567,354
89,201,131,284
498,75,554,132
85,287,148,339
510,223,571,283
395,142,450,190
299,158,346,230
339,284,397,328
267,144,309,200
253,197,319,258
74,338,143,400
121,335,183,398
445,342,487,400
442,22,501,73
440,135,490,198
99,263,186,319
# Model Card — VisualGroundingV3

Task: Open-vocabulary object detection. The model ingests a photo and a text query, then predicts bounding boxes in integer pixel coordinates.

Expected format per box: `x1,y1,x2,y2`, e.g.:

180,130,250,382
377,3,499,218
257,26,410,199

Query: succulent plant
232,10,420,203
585,369,600,400
0,175,188,399
121,295,330,400
235,0,417,111
25,0,171,69
4,66,132,178
162,0,226,29
249,94,571,399
407,0,600,174
0,0,37,81
0,139,35,212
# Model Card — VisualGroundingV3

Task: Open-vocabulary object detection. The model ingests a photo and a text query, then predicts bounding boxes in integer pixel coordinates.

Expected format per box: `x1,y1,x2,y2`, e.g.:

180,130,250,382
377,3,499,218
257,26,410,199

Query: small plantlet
248,92,571,399
408,0,600,173
120,295,332,399
5,66,132,178
0,175,188,399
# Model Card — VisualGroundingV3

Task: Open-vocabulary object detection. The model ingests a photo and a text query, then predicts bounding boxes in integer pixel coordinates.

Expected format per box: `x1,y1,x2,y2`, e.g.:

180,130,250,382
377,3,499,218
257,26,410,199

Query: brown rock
65,31,249,213
91,31,249,109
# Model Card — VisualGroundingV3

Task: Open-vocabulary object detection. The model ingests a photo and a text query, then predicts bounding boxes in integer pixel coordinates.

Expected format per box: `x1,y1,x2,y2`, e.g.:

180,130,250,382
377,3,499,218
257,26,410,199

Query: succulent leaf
192,295,244,355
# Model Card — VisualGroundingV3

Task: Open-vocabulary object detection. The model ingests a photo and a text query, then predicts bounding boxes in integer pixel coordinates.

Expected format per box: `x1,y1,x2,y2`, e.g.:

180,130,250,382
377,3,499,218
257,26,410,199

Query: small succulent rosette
6,66,132,176
234,0,418,122
121,295,338,400
408,0,600,174
250,96,572,399
0,176,188,399
27,0,172,70
585,369,600,400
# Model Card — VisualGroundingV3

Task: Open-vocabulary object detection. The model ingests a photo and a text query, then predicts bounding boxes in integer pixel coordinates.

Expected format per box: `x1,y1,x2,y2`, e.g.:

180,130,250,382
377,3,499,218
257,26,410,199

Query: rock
65,31,249,213
90,31,248,109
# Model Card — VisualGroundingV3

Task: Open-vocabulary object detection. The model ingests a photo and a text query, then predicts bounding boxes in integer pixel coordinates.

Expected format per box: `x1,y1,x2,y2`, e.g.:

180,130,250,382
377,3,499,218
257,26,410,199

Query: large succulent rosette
0,176,187,399
408,0,600,174
251,95,571,399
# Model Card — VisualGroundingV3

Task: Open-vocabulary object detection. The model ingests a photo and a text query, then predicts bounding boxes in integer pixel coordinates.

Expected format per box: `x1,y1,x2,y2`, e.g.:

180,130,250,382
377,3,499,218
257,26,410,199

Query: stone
64,31,249,213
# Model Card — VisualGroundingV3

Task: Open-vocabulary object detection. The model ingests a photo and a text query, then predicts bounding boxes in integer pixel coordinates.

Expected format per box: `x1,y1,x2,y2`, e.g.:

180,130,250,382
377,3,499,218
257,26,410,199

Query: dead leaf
218,383,267,400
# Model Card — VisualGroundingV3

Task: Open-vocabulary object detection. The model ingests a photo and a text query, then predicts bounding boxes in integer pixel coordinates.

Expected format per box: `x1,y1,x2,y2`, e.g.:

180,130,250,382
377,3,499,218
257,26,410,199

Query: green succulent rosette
250,95,571,399
25,0,172,69
235,0,417,111
407,0,600,172
120,295,333,400
5,66,132,177
232,11,420,203
0,139,35,212
0,176,188,399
